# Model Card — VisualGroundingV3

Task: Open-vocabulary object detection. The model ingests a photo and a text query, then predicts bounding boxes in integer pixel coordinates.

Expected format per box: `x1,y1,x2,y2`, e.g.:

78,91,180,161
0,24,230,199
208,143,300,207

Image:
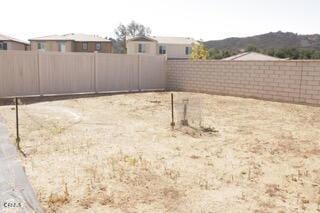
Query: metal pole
15,98,25,157
170,93,175,129
15,97,20,143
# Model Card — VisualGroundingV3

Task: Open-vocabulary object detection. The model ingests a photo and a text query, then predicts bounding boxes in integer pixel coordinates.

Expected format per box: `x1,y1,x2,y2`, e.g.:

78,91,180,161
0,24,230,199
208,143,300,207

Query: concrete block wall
167,60,320,105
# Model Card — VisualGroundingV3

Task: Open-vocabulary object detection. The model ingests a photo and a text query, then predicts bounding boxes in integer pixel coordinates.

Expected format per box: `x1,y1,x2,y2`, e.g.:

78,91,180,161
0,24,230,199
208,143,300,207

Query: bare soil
0,92,320,212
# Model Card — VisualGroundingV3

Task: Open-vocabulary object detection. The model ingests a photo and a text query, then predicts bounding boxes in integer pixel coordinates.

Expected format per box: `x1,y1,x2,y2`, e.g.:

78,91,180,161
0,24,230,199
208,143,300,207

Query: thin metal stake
15,97,20,142
170,93,175,129
15,98,25,157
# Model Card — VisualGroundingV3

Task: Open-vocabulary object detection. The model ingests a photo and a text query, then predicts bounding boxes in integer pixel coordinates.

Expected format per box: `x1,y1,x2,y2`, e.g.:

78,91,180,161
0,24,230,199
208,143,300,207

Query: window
159,45,166,54
96,43,101,51
0,42,6,50
37,42,45,50
185,46,192,55
58,42,66,52
82,42,88,50
138,43,145,53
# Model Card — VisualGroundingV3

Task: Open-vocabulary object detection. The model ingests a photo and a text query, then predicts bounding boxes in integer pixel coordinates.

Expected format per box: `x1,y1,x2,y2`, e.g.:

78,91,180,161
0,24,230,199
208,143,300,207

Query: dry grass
47,183,70,212
0,92,319,212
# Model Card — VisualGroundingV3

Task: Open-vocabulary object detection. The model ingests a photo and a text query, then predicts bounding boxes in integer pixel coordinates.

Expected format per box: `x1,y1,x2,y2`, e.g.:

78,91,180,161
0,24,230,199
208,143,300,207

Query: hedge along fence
167,60,320,105
0,51,167,97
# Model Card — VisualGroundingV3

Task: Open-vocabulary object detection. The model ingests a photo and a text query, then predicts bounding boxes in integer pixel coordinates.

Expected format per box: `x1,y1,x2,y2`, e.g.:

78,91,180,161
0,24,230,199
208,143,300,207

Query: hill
204,31,320,51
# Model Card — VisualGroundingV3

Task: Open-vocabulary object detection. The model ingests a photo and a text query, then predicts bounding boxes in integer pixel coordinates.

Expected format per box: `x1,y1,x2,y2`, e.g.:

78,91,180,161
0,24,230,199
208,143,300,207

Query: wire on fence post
170,93,175,129
15,97,26,157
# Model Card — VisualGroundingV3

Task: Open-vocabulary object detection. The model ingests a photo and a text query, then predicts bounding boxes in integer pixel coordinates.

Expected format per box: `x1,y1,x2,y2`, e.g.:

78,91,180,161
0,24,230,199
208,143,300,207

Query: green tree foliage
209,47,320,60
113,21,151,53
246,45,258,52
191,43,209,60
208,48,236,59
264,48,320,59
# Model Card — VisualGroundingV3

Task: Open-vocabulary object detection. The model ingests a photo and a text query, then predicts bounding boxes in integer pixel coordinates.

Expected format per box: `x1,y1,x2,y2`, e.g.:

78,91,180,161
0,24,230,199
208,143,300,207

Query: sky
1,0,320,42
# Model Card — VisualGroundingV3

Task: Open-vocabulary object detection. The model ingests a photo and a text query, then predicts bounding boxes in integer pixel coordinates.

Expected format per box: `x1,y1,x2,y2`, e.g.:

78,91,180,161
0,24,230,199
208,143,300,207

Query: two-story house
126,36,197,59
0,34,29,51
29,33,112,53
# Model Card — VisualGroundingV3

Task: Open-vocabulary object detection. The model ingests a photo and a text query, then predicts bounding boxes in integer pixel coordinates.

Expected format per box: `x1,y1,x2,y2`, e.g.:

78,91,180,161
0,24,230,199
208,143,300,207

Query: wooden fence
0,51,167,97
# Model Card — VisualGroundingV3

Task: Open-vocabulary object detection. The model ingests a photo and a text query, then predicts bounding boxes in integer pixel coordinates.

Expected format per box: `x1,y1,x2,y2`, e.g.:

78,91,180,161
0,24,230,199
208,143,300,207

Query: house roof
127,35,197,45
29,33,110,42
222,52,282,61
0,33,29,45
152,36,196,45
127,36,157,42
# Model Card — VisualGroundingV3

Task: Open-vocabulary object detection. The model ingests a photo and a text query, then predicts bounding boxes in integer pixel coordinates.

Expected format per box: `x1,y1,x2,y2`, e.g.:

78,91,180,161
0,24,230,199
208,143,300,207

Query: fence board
96,54,140,92
140,55,167,90
0,51,39,97
39,52,95,95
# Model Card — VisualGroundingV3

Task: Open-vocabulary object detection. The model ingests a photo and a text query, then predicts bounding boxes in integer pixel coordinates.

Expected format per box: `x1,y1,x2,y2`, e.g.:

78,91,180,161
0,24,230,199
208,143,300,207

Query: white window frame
159,45,167,54
138,43,146,53
37,42,45,51
0,42,7,50
96,43,101,51
59,42,66,52
185,46,192,55
82,42,88,50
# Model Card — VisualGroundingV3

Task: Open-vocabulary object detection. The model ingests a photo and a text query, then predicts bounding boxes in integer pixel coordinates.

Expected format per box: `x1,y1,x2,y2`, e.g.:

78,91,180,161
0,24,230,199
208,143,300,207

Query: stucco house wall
126,36,195,59
0,34,29,51
29,34,112,53
31,40,112,53
6,41,28,51
157,43,192,59
127,41,157,55
30,41,73,52
74,42,112,53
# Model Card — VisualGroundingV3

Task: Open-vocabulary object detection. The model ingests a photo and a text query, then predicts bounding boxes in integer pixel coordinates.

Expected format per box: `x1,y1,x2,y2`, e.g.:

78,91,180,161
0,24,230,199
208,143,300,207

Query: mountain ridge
204,31,320,51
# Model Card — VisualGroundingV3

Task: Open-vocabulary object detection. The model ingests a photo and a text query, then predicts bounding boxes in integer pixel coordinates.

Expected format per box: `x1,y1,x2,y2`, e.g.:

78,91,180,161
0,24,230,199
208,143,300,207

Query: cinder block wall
167,60,320,105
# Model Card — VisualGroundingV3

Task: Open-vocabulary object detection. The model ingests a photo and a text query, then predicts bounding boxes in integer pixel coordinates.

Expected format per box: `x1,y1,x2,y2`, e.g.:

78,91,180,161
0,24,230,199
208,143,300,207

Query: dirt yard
0,92,320,212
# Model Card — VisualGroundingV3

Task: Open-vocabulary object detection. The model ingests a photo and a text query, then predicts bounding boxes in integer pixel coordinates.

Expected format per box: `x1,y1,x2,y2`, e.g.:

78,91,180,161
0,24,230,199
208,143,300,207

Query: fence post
93,52,98,93
298,61,304,103
165,56,168,90
128,55,132,92
37,51,42,96
138,55,142,91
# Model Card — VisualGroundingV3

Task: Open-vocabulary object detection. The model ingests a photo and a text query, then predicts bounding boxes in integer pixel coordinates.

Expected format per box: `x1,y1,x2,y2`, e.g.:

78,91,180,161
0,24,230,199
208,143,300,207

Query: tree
311,51,320,59
208,48,223,59
221,50,231,58
126,21,151,37
265,48,276,57
207,46,320,60
191,43,209,60
274,49,287,58
114,21,151,53
246,45,259,52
